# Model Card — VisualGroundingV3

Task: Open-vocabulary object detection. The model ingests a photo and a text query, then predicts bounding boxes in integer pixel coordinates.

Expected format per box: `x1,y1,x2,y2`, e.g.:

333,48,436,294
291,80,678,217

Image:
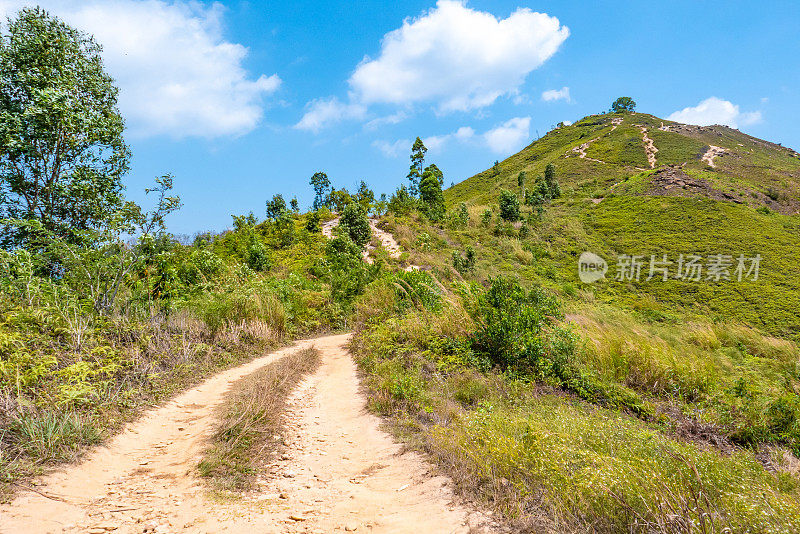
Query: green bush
498,190,520,222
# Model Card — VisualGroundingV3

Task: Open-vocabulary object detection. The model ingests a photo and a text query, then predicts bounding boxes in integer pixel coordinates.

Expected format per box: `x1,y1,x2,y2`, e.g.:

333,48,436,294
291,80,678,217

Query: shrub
480,208,492,226
498,190,520,222
452,245,476,274
339,203,371,248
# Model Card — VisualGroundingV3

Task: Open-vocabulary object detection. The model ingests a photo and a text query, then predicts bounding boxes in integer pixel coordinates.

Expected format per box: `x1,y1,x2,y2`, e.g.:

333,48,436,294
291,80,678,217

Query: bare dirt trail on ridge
2,335,491,533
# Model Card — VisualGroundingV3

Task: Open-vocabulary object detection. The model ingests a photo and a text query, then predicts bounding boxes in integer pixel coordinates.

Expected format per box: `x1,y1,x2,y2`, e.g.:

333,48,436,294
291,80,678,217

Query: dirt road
1,335,490,533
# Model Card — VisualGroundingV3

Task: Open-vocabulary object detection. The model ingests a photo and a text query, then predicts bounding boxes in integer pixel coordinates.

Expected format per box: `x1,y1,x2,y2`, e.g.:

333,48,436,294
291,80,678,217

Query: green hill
442,111,800,340
351,111,800,530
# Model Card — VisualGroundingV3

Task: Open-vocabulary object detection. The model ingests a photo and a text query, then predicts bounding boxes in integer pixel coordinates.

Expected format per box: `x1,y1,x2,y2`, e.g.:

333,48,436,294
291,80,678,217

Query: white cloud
349,0,568,113
294,97,366,133
372,138,410,158
541,86,570,102
483,116,531,154
374,118,529,158
364,111,409,130
667,97,762,128
0,0,280,139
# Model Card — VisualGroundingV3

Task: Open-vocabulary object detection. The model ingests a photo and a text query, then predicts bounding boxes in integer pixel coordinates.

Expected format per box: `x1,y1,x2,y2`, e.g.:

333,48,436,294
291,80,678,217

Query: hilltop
434,111,800,340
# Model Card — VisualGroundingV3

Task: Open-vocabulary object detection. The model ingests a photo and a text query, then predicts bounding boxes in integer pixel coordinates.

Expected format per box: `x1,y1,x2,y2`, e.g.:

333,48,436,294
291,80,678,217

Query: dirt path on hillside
322,217,417,271
1,335,492,533
701,145,727,168
640,126,658,168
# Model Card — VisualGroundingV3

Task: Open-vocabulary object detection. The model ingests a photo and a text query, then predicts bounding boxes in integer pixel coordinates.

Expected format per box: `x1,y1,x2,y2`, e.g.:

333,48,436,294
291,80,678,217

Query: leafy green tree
492,160,501,177
356,180,375,211
274,211,295,248
310,171,331,210
517,171,526,189
498,190,521,222
305,211,321,233
407,137,427,197
326,188,352,213
388,185,415,216
290,197,299,212
265,194,287,220
419,164,446,222
611,96,636,113
544,163,561,199
339,202,371,248
373,193,388,217
0,8,130,247
20,175,181,314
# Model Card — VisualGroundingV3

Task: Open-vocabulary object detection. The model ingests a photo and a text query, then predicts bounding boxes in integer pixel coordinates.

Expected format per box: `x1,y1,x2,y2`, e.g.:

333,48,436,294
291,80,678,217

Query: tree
309,171,331,210
265,194,287,220
388,185,415,216
492,160,501,177
498,190,520,222
339,202,371,248
326,188,352,213
290,197,299,212
517,171,526,189
0,8,131,247
544,163,561,199
407,137,427,197
355,180,375,211
419,165,446,222
611,96,636,113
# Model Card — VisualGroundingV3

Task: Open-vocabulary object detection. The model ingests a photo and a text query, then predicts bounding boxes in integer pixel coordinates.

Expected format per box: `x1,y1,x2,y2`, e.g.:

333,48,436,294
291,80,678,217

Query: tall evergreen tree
407,137,427,197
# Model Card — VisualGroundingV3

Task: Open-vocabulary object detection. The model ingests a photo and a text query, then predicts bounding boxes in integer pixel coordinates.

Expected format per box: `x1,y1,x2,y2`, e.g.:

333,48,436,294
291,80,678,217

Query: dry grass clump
198,347,320,492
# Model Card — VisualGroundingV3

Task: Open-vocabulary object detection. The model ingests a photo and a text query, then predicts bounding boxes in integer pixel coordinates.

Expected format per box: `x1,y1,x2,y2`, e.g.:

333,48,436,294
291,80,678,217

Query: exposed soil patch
644,165,800,214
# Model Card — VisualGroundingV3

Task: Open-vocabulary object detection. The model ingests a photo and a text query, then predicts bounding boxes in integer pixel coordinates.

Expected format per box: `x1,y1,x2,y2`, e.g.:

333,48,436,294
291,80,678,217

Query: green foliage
388,185,416,216
305,211,321,233
355,180,375,211
407,137,427,197
0,7,130,247
517,171,525,189
339,202,371,248
544,163,560,198
480,208,492,226
448,202,470,229
309,171,331,210
393,270,442,312
498,190,520,222
419,165,446,222
265,194,287,220
326,188,352,213
452,245,476,274
611,96,636,113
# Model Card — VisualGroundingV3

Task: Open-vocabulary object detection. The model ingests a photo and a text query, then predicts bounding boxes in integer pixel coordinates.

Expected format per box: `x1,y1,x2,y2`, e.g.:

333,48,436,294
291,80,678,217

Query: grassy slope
352,111,800,531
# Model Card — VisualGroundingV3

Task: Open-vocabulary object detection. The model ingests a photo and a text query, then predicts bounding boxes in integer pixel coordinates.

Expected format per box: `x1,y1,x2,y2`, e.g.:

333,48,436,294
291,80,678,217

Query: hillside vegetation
349,110,800,531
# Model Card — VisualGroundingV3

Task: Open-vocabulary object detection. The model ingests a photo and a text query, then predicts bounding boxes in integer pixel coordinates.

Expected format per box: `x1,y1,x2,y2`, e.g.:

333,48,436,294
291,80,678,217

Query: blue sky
2,0,798,234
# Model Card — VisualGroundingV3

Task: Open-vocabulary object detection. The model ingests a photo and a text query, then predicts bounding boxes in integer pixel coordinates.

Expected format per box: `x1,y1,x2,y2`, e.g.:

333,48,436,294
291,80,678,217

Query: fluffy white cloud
349,0,568,112
541,86,570,102
667,97,762,128
0,0,280,138
373,118,529,158
294,97,366,133
483,117,531,154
